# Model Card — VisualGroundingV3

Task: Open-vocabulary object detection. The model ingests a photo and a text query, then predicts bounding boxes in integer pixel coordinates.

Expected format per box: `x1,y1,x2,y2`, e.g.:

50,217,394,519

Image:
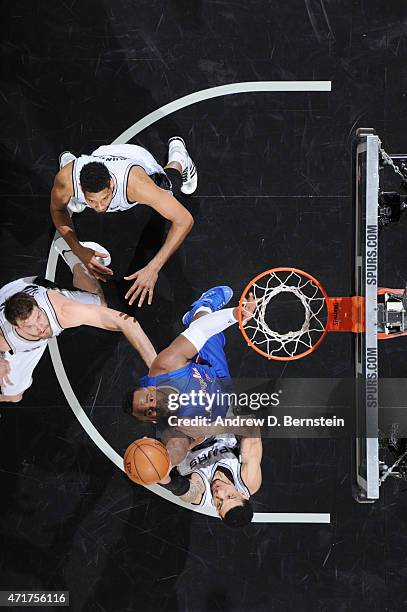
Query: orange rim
238,267,330,361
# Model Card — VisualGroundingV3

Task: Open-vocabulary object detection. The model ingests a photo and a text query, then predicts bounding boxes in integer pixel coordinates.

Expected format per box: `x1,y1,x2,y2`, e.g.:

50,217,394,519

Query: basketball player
161,434,262,529
50,139,197,307
122,286,255,463
0,273,156,404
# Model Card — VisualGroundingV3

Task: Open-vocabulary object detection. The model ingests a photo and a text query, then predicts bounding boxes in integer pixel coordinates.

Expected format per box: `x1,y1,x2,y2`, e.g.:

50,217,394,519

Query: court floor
1,2,407,611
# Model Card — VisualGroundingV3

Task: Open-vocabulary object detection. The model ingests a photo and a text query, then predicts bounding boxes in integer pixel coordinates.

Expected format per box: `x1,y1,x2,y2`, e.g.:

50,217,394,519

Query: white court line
112,81,331,144
48,80,331,524
253,513,330,524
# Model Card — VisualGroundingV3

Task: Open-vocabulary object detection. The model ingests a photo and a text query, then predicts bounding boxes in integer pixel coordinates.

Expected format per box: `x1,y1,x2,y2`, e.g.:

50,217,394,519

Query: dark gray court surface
1,2,407,611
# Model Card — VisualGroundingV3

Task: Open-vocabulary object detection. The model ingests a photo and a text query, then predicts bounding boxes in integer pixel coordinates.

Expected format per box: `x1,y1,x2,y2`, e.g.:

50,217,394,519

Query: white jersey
0,277,64,354
0,278,100,397
71,144,168,213
177,435,250,511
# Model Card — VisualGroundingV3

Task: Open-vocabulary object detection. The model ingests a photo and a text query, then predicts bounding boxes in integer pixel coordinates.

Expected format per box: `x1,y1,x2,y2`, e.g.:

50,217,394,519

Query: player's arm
149,299,255,376
52,292,157,367
124,169,194,307
0,331,10,353
0,331,12,389
50,166,82,252
179,473,205,503
158,470,204,502
50,166,113,281
240,436,263,495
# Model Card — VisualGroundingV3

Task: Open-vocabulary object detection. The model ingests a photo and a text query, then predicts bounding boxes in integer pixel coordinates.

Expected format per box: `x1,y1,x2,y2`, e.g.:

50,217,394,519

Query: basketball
123,438,170,485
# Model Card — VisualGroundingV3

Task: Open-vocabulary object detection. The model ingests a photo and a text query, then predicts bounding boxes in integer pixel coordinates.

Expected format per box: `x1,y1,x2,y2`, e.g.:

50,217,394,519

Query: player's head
122,386,176,422
4,292,52,339
221,499,253,528
122,386,159,422
80,162,113,213
211,477,253,528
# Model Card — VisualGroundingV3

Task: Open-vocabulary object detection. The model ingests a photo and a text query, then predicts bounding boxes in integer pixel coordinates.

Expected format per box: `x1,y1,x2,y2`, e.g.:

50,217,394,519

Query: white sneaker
59,150,76,169
80,241,111,266
54,238,111,268
53,237,79,270
168,137,198,195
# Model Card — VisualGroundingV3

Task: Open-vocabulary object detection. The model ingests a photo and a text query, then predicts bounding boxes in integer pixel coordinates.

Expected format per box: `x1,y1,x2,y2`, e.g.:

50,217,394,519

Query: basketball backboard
237,128,382,503
352,128,380,502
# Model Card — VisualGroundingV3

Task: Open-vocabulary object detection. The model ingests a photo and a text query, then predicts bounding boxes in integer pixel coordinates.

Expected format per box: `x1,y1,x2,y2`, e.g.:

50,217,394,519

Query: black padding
162,168,182,196
33,276,60,290
159,471,191,496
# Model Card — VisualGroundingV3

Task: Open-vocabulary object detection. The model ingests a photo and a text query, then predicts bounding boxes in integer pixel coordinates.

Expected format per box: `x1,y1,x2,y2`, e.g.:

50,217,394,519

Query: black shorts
151,168,182,197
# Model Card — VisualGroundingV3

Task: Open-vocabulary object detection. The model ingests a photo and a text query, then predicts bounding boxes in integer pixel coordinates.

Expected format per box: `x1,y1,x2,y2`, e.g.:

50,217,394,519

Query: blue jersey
139,361,233,420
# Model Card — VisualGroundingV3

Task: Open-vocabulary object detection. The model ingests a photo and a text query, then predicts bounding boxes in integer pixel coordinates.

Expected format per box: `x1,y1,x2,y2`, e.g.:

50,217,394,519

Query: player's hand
157,467,172,485
0,357,12,387
241,292,256,326
74,244,113,282
124,264,159,307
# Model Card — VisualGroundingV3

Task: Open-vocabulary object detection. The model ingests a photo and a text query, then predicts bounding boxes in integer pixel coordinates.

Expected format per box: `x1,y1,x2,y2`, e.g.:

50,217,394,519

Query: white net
241,269,328,360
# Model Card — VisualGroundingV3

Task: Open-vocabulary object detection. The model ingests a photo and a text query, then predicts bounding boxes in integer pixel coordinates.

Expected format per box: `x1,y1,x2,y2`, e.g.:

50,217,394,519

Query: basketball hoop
238,267,364,361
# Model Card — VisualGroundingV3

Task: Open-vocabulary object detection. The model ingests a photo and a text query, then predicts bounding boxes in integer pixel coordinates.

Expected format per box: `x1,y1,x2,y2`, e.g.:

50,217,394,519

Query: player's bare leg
165,161,182,173
72,263,106,306
54,237,107,306
0,393,23,403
